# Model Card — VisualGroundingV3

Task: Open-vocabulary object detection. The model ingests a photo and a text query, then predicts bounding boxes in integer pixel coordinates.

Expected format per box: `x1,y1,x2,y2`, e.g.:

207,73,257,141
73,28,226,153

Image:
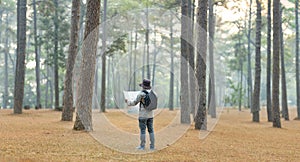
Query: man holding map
125,79,157,150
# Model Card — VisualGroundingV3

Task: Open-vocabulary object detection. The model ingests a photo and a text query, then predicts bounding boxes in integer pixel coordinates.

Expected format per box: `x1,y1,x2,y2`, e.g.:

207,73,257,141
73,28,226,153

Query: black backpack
141,90,157,111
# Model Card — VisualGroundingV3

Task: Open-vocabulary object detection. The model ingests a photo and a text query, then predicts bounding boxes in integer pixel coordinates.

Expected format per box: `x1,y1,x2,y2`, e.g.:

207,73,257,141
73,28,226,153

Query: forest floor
0,107,300,162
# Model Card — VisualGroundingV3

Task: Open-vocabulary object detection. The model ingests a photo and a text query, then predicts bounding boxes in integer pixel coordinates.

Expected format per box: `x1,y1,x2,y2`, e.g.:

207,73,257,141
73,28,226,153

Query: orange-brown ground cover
0,108,299,162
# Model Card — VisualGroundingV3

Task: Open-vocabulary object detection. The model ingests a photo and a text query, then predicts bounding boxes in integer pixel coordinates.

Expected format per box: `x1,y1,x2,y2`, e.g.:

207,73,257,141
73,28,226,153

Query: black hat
139,78,151,89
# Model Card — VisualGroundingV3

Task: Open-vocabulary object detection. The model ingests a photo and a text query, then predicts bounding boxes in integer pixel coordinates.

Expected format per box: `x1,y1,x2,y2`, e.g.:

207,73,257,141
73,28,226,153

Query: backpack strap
142,90,149,94
140,90,149,108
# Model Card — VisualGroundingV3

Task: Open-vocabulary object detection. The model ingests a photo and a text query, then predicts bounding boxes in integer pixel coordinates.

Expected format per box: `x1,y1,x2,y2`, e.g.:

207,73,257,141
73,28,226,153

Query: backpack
141,90,157,111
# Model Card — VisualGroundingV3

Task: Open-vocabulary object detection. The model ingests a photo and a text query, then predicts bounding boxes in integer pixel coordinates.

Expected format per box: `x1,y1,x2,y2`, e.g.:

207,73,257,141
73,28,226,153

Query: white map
123,91,140,114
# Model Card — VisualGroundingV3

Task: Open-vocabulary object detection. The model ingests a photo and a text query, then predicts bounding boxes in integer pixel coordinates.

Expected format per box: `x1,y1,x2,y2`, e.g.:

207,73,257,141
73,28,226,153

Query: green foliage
152,0,180,9
225,78,245,106
37,0,70,69
13,0,72,106
105,34,127,57
0,0,16,108
1,0,299,109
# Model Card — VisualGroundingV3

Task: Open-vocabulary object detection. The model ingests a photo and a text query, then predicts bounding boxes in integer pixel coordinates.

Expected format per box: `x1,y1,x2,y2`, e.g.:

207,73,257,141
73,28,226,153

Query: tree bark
251,0,262,122
62,0,81,121
53,0,59,109
107,58,111,107
296,0,300,119
239,47,243,112
188,0,196,117
266,0,272,122
33,0,41,109
129,32,133,90
111,57,116,107
45,47,51,108
14,0,27,114
142,39,145,80
50,69,54,108
0,11,2,41
280,5,289,121
180,0,191,124
45,64,49,108
78,0,85,48
208,0,216,118
146,0,151,80
73,0,101,131
3,12,9,109
176,79,180,107
195,0,207,130
133,29,137,91
17,0,19,55
152,28,157,87
169,14,174,111
272,0,281,128
100,0,107,113
94,58,98,109
247,0,253,111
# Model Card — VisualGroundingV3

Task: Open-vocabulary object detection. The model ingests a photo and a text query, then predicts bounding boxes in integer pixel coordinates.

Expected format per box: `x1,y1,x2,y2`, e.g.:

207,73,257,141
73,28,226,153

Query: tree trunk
152,30,164,88
176,79,180,107
247,0,253,111
45,47,50,108
280,5,289,121
94,59,98,109
152,51,157,88
142,40,145,80
180,0,191,124
17,0,19,55
251,0,262,123
3,12,9,109
272,0,281,128
45,64,49,108
0,11,2,41
239,55,243,112
111,57,116,107
0,14,3,101
100,0,107,113
78,0,85,47
53,0,59,109
10,49,16,76
208,0,216,118
266,0,272,122
62,0,81,121
32,0,41,109
169,14,174,111
133,29,137,91
234,42,242,111
129,32,133,90
152,28,157,87
146,1,150,80
14,0,27,114
188,0,196,117
38,41,42,106
107,58,111,108
296,0,300,119
195,0,207,130
73,0,100,131
50,69,54,108
142,39,146,80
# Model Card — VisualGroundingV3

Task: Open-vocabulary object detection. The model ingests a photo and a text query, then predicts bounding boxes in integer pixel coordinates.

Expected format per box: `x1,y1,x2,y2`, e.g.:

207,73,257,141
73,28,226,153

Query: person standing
125,79,157,150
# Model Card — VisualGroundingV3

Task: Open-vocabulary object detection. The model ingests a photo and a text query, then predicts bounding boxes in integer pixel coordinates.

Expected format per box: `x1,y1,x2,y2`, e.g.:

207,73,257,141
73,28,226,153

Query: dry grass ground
0,108,300,162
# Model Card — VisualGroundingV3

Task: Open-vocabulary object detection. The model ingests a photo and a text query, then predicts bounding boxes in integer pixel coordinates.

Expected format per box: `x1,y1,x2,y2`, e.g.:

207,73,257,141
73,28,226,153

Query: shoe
136,146,145,150
150,147,155,151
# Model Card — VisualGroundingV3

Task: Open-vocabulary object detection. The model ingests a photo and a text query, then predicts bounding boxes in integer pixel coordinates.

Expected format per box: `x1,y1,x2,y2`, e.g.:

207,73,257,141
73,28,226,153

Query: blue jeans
139,117,154,134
